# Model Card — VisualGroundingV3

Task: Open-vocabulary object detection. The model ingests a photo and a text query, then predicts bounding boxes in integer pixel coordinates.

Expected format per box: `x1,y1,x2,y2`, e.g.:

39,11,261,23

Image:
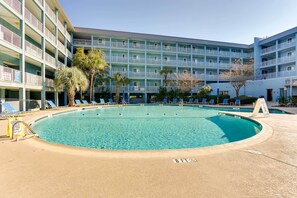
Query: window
164,44,168,49
133,82,138,86
209,60,213,63
154,43,158,48
193,47,196,50
193,71,196,74
122,67,126,72
133,42,137,47
183,58,187,62
133,68,139,73
184,46,186,49
154,82,158,86
122,54,126,59
122,40,126,46
288,38,292,43
98,39,104,44
164,57,168,61
288,52,292,57
154,69,158,73
220,91,229,95
154,56,158,61
36,71,41,76
133,55,139,59
194,58,197,63
209,71,212,75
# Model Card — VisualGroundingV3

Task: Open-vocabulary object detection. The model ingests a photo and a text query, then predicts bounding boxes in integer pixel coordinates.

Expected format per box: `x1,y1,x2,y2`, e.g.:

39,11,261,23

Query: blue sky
59,0,297,44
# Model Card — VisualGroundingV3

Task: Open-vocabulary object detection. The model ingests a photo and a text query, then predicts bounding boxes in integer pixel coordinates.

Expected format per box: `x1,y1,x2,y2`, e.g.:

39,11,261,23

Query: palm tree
54,67,89,106
160,66,173,87
111,73,130,103
73,48,109,102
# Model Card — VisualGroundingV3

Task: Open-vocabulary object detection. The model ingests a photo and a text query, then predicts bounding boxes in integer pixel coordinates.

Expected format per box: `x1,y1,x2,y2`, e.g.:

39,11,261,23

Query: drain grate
173,158,197,164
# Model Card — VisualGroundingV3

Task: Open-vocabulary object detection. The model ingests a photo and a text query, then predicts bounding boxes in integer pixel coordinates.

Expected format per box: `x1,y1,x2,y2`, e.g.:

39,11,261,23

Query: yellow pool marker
7,117,26,139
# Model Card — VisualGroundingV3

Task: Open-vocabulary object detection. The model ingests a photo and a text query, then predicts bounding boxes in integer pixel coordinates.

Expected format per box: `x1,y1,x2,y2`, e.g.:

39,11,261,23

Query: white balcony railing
146,72,161,78
3,0,21,14
147,58,161,65
146,86,159,92
178,60,191,66
162,45,176,52
25,40,42,59
111,41,128,48
67,49,72,59
128,72,145,78
206,50,218,56
45,78,54,87
58,40,65,53
25,72,42,86
163,60,177,66
0,65,21,83
25,8,42,32
262,45,276,54
66,32,71,42
219,51,230,57
278,56,296,64
278,70,296,78
206,62,218,67
231,52,241,57
0,25,21,49
45,27,55,44
129,58,145,64
129,43,145,49
147,44,161,51
278,40,295,50
35,0,43,7
192,62,204,67
45,53,55,66
93,39,110,47
129,86,145,92
192,48,205,55
179,47,191,53
219,63,231,69
111,56,128,63
45,2,56,22
262,59,276,67
58,20,65,33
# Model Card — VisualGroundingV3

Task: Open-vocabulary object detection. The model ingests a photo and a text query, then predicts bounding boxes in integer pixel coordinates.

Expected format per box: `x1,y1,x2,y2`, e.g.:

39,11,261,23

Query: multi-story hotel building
0,0,296,110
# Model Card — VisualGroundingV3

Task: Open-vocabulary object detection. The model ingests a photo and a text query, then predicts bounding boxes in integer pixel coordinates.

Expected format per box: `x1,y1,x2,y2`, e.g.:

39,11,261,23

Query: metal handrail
11,120,38,139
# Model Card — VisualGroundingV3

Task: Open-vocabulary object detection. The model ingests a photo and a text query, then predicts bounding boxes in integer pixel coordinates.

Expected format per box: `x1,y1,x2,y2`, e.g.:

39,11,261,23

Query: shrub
230,95,257,105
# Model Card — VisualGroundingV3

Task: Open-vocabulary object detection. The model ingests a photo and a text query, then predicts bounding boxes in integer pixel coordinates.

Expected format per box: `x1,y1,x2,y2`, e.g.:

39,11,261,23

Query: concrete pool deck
0,105,296,197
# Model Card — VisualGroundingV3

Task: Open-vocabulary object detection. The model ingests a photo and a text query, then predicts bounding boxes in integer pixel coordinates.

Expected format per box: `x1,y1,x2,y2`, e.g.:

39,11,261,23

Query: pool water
32,106,262,150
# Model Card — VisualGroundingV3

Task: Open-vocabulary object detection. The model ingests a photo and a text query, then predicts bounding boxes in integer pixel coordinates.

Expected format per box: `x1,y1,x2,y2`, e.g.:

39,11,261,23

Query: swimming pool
32,106,262,150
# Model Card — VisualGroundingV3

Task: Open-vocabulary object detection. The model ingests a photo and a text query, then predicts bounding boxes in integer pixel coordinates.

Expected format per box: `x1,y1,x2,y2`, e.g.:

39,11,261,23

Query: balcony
192,61,204,67
111,41,128,49
231,52,241,57
262,45,276,54
110,70,128,76
45,27,55,44
219,63,230,69
129,72,145,78
206,62,218,67
146,72,161,78
192,48,205,55
73,39,91,46
3,0,21,15
111,56,128,63
106,86,128,92
25,72,42,86
129,57,145,64
206,50,218,56
129,86,145,92
58,20,65,33
58,40,65,53
278,56,296,64
0,25,21,49
178,60,191,67
25,40,42,59
0,65,21,83
146,86,159,92
278,40,295,50
261,59,276,67
25,8,42,33
147,58,161,65
260,72,276,79
147,44,161,51
45,2,56,22
66,32,71,42
278,70,296,78
66,49,72,59
45,78,54,87
129,43,145,50
35,0,43,7
45,53,55,66
163,60,177,66
219,51,230,57
162,45,176,52
93,40,110,47
178,47,191,53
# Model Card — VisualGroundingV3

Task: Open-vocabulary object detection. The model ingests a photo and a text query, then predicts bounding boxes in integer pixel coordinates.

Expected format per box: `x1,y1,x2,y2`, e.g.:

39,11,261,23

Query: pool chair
1,103,19,116
179,98,184,104
221,98,229,105
82,100,89,105
122,98,128,104
201,98,207,104
235,99,241,106
163,98,168,104
209,99,215,105
100,98,107,105
172,98,178,104
75,100,82,105
91,101,98,105
47,100,57,108
188,98,193,104
108,98,115,104
194,99,199,104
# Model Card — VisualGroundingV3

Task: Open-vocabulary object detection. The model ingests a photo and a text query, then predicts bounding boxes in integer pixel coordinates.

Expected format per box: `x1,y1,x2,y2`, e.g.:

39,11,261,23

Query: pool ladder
11,120,38,140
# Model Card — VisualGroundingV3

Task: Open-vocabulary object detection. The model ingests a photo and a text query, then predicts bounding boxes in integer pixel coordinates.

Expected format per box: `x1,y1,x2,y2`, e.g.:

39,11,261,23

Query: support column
41,0,46,109
275,40,279,78
20,0,26,111
55,91,59,107
63,89,67,106
204,46,207,85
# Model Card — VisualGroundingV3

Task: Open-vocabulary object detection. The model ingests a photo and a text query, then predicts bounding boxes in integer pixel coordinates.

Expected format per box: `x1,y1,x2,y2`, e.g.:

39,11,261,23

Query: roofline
74,27,252,49
258,26,297,45
54,0,74,31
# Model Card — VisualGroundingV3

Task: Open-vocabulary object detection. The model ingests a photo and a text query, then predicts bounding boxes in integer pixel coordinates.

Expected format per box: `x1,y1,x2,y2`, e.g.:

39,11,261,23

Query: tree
173,70,202,94
111,73,130,103
54,67,89,106
160,66,173,87
220,59,254,97
73,48,109,102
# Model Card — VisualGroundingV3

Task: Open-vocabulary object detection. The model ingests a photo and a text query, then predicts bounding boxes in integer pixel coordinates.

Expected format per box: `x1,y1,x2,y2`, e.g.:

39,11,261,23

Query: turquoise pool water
32,106,262,150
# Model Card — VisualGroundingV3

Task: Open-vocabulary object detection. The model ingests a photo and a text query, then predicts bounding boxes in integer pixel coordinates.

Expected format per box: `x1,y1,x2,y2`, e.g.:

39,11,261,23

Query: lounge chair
122,98,128,104
209,99,215,105
172,98,178,103
221,98,229,105
108,98,114,104
201,98,207,104
235,99,241,106
75,100,82,105
1,103,18,115
47,100,57,108
188,98,193,104
91,101,98,105
194,99,199,104
163,98,168,104
179,98,184,104
100,98,106,105
82,100,89,105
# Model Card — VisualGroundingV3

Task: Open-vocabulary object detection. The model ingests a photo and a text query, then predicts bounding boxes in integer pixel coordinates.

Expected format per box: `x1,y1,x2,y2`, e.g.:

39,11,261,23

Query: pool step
173,158,197,164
